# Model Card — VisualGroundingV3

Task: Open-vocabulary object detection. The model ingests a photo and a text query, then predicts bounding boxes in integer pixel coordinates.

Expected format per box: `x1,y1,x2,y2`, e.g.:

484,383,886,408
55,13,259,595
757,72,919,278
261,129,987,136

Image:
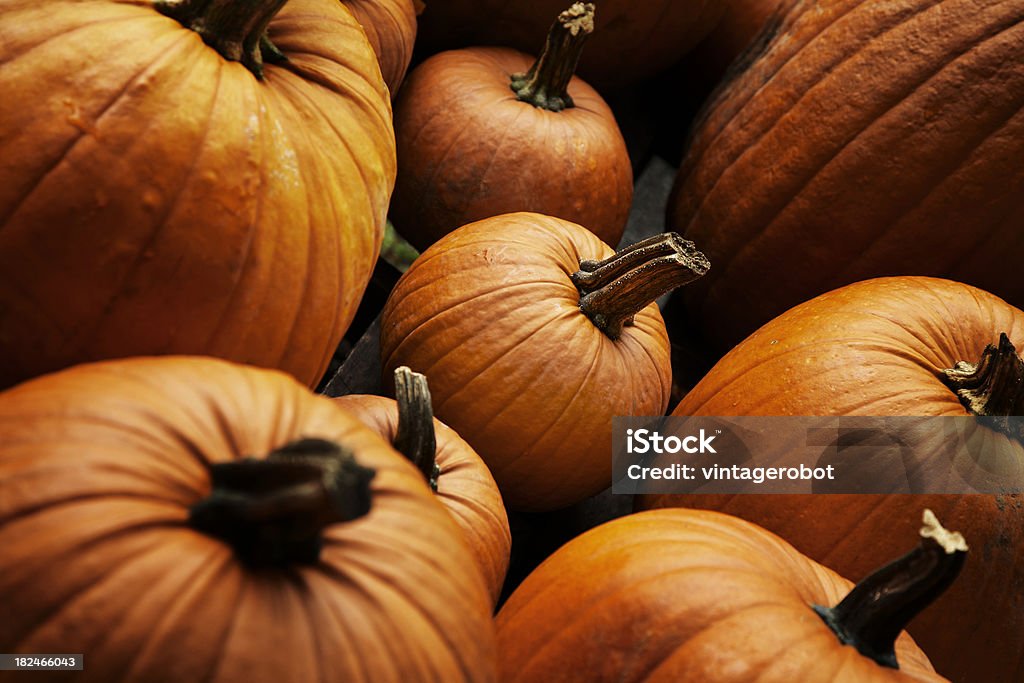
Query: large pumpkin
639,276,1024,683
668,0,1024,350
416,0,725,87
497,508,961,682
0,356,496,682
0,0,395,389
341,0,418,95
380,214,709,511
334,367,512,605
390,3,632,251
685,0,789,81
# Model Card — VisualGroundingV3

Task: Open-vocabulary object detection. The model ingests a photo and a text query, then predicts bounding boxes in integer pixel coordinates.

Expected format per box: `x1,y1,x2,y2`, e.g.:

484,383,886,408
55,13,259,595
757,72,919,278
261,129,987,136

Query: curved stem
575,233,709,340
393,367,440,491
189,438,375,565
156,0,290,79
942,333,1024,441
813,509,968,669
510,3,595,112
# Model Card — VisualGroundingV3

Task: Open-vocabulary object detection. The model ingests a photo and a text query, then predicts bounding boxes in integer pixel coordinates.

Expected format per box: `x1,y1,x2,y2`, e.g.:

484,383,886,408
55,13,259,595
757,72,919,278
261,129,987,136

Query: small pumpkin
416,0,725,88
639,276,1024,683
379,213,709,511
389,3,633,252
0,0,395,389
497,507,962,682
341,0,418,95
334,366,512,605
668,0,1024,350
0,357,496,682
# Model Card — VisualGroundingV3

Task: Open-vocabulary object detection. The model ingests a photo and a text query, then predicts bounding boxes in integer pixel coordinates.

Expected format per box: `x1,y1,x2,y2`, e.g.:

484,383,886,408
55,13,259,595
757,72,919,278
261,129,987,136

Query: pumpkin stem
941,333,1024,441
573,233,709,340
393,366,440,491
156,0,290,79
510,3,595,112
189,438,375,565
813,509,968,669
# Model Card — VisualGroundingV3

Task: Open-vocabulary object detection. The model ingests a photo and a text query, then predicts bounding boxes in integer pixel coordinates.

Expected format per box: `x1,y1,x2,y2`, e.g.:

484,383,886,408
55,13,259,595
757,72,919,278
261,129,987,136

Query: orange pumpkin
0,0,395,389
342,0,418,95
389,4,632,252
668,0,1024,350
686,0,789,81
0,357,496,682
497,508,961,682
334,367,511,605
639,276,1024,683
380,214,709,511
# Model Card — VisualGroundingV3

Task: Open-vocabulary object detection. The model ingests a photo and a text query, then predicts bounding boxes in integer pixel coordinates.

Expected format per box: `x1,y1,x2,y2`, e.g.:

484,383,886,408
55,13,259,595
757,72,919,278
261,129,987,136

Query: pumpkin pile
1,0,1022,680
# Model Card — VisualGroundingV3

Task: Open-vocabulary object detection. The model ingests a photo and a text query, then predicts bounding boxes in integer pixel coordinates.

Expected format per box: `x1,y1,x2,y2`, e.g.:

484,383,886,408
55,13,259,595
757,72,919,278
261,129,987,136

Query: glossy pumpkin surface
640,277,1024,683
0,357,496,683
342,0,418,95
334,392,512,604
0,0,396,389
497,508,945,682
380,213,676,511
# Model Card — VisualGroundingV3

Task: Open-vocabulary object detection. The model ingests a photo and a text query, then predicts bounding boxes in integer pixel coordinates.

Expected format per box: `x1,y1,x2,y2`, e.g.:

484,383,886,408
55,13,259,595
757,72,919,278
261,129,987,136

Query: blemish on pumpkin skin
142,189,162,212
63,98,98,138
481,247,510,264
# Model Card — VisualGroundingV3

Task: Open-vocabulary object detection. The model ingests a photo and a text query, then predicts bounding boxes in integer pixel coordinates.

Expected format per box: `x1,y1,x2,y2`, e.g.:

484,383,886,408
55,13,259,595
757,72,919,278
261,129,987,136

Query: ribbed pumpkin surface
334,393,512,605
640,277,1024,683
380,213,673,512
497,509,943,682
341,0,418,94
0,0,395,388
0,357,496,683
669,0,1024,349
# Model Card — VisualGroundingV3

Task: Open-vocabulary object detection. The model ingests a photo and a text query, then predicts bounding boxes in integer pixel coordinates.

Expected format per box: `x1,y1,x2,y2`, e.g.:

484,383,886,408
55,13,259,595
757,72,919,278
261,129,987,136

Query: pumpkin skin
668,0,1024,350
389,46,632,252
334,392,512,604
341,0,418,95
379,213,674,512
415,0,726,88
0,0,396,389
638,277,1024,683
687,0,788,80
497,509,945,682
0,356,497,683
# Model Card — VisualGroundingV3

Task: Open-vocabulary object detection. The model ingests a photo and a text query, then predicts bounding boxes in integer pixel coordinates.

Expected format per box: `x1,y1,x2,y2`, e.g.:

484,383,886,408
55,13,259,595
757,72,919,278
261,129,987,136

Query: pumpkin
379,214,709,511
685,0,789,82
415,0,725,88
667,0,1024,350
341,0,418,95
389,3,632,252
639,276,1024,683
0,356,496,682
497,507,962,682
334,366,512,605
0,0,395,389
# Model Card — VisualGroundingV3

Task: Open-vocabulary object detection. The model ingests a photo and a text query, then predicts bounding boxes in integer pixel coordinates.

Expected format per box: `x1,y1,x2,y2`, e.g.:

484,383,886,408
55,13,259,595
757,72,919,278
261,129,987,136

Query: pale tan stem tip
920,509,968,554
